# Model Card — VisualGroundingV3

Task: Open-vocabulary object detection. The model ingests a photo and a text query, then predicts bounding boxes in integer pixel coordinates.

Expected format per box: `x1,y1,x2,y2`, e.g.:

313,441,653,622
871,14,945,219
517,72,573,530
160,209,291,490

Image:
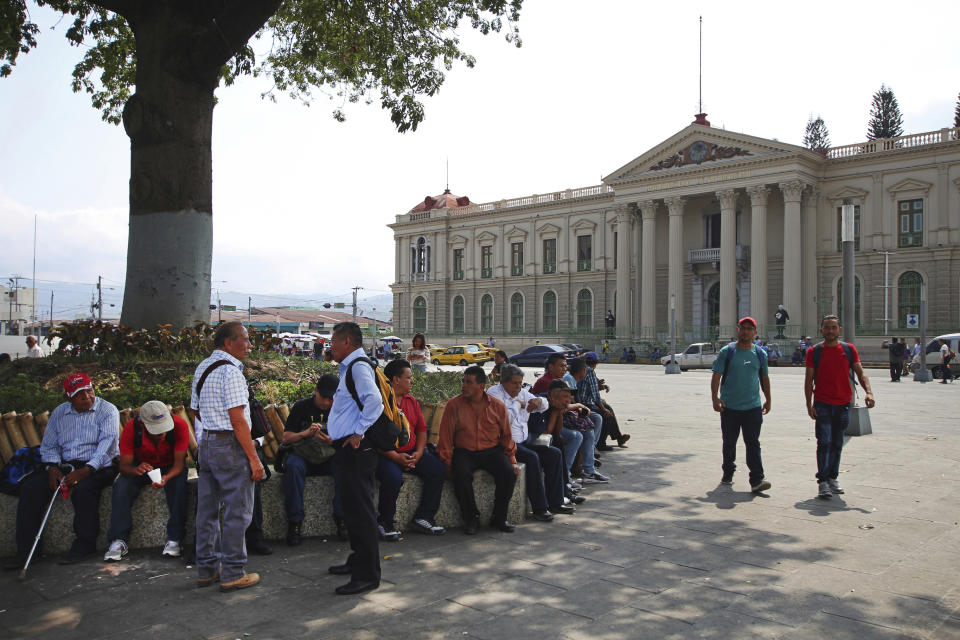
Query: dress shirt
328,347,383,440
437,393,516,467
190,349,249,432
578,368,602,411
40,397,120,470
487,384,547,444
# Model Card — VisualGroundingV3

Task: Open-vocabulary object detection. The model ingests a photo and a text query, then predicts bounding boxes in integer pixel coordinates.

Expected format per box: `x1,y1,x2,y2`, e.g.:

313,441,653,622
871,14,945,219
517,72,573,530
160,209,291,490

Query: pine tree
803,115,831,154
867,84,904,140
954,91,960,129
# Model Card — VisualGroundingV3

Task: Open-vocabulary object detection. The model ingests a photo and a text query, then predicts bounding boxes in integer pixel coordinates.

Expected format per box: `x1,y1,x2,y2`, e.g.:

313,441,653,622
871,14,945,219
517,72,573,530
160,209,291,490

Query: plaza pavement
1,364,958,639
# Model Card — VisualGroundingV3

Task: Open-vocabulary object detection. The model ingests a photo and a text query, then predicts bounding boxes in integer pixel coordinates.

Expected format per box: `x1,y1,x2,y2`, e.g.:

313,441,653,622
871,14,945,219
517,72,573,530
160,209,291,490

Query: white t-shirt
26,345,43,358
941,344,952,362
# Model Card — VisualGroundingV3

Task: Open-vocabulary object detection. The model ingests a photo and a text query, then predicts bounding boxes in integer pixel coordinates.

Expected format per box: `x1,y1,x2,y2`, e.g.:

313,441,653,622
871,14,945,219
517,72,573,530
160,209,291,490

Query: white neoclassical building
389,116,960,347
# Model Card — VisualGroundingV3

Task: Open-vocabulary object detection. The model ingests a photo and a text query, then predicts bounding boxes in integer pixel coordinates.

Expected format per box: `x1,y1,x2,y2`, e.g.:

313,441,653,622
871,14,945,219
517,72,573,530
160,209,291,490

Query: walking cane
20,463,74,581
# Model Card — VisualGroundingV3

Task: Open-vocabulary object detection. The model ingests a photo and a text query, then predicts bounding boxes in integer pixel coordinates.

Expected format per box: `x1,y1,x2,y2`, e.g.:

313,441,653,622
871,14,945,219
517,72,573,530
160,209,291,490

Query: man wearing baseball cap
710,317,772,494
4,373,120,569
104,400,190,562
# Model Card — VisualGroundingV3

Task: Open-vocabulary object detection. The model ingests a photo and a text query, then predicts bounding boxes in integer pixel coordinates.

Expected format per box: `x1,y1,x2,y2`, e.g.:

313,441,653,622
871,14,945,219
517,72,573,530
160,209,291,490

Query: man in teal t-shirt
710,316,772,493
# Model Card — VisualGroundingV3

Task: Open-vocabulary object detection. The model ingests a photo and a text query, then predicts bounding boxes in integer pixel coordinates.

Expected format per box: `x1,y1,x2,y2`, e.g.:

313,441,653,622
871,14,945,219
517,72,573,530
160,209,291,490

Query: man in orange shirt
437,366,519,534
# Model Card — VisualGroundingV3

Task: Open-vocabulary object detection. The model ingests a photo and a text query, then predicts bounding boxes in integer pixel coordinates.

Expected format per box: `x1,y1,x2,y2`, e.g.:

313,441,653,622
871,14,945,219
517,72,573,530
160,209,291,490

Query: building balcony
453,270,464,281
577,259,592,272
511,266,524,276
543,263,556,274
688,245,749,265
481,268,493,279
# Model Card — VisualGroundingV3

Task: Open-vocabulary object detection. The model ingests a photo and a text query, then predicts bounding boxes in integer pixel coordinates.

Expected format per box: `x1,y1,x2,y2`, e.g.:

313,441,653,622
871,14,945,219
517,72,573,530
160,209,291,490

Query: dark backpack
718,342,767,387
0,446,43,496
810,341,857,393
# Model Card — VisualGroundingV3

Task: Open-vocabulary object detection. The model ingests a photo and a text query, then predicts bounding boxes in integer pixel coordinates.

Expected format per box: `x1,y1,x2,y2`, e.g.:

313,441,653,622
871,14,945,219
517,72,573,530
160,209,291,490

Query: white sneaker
104,539,128,562
827,479,844,495
161,540,181,557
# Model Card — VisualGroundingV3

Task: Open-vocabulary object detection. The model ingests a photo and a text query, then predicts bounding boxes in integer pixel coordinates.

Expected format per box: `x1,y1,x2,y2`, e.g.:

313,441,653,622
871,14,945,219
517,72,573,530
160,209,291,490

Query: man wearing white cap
104,400,190,561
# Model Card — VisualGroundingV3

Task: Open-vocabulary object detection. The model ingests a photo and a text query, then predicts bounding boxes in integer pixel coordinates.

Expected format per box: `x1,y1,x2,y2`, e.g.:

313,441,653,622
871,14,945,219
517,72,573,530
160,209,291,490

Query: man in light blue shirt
326,322,383,596
710,317,772,494
7,372,119,567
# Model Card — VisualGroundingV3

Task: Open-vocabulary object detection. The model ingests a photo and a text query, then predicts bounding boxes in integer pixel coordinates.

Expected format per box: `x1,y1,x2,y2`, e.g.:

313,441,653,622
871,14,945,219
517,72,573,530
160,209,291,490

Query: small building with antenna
388,115,960,348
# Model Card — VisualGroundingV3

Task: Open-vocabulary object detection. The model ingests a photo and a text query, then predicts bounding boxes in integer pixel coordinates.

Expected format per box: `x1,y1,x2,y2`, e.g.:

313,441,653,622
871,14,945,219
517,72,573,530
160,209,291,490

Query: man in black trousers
325,322,383,595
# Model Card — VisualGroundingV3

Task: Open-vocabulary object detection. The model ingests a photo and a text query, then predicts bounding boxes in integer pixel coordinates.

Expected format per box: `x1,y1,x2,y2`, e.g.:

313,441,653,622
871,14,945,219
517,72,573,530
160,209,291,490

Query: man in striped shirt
191,322,265,592
5,372,119,568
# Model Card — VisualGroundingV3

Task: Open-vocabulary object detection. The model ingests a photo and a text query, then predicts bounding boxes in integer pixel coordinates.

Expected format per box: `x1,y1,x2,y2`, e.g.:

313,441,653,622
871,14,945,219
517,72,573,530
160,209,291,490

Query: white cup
147,468,162,484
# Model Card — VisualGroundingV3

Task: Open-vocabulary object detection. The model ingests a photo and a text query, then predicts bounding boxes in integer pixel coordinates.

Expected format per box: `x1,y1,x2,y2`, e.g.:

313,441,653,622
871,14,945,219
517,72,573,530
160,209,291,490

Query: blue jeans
108,467,188,543
720,407,765,485
196,433,255,583
559,428,583,476
814,401,849,481
281,453,342,523
412,364,427,373
562,425,597,475
588,411,603,444
375,448,447,525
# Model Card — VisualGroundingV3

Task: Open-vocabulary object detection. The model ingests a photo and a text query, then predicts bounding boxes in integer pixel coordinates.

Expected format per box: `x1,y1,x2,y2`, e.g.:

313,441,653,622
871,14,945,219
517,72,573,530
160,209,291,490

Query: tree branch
195,0,282,70
90,0,143,21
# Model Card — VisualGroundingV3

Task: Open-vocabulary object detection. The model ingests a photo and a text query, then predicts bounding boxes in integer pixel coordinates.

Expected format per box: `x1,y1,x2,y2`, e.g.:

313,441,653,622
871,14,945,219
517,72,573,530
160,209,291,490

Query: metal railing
577,259,592,272
481,268,493,279
687,245,750,264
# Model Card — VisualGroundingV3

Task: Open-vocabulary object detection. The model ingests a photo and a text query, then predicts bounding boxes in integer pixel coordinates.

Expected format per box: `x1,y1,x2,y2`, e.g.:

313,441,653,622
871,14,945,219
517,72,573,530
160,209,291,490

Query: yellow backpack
344,357,411,450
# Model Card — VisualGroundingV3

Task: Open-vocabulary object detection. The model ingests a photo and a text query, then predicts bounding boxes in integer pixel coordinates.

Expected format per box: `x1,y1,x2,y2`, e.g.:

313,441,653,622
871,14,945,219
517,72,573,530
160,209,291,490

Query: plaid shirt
40,397,120,470
578,368,602,411
190,349,249,433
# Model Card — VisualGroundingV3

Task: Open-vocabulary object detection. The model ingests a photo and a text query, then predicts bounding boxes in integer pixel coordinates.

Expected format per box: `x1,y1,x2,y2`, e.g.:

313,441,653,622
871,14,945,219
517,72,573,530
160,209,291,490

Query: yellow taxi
431,344,492,366
426,343,446,356
468,343,497,357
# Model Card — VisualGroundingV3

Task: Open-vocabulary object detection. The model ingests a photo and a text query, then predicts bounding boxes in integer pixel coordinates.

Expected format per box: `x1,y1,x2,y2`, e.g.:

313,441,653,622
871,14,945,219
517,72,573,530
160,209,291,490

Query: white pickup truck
661,342,719,371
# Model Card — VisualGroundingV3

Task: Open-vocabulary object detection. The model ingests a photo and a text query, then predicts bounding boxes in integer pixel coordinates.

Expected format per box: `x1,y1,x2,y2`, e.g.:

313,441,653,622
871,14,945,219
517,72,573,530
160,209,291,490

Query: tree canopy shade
1,0,522,329
802,115,830,155
866,84,904,140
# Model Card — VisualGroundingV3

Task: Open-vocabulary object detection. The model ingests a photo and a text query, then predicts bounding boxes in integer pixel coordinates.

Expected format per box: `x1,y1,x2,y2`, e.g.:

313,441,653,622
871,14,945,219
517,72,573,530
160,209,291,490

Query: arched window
542,291,557,333
480,294,493,334
510,292,524,333
836,277,861,328
576,289,592,329
413,296,427,333
452,295,465,334
897,271,923,328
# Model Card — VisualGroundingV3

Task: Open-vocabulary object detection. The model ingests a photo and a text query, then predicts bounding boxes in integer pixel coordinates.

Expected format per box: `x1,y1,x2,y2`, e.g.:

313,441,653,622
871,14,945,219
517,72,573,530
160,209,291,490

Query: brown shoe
617,434,631,447
197,571,220,588
219,572,260,592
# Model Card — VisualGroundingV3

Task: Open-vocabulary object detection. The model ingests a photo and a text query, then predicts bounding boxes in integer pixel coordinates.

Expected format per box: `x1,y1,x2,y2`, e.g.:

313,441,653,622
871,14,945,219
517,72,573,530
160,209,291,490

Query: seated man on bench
104,400,189,561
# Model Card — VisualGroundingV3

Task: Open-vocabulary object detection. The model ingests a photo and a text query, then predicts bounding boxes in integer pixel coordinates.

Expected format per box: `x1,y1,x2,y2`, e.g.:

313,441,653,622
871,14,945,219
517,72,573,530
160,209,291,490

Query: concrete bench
0,467,527,556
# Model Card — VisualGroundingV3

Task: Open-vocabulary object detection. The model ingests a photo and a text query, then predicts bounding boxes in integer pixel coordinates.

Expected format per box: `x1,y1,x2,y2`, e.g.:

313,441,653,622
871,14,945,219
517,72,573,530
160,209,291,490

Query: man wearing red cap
710,317,772,494
4,373,119,568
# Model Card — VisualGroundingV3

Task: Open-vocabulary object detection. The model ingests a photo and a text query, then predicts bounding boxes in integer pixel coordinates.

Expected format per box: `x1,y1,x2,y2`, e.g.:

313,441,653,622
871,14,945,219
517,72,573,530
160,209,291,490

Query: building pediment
603,124,814,184
449,234,469,245
476,230,497,243
887,178,933,199
827,186,869,203
571,218,596,232
536,222,561,235
504,225,528,240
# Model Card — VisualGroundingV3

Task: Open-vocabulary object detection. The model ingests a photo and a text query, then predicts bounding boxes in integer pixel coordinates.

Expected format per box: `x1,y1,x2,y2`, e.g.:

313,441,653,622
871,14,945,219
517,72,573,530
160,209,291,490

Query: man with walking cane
4,372,120,570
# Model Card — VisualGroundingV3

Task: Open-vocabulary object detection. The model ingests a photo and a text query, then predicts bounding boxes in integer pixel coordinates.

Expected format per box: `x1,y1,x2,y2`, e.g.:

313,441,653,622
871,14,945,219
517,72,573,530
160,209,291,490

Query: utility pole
6,278,13,334
217,289,222,323
248,296,252,327
351,286,363,323
49,291,54,337
97,276,103,322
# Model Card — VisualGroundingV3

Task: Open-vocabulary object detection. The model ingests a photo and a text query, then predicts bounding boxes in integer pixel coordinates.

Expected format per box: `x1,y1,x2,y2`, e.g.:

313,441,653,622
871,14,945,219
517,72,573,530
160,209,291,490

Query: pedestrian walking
939,338,956,383
191,322,265,592
804,315,875,499
710,317,772,493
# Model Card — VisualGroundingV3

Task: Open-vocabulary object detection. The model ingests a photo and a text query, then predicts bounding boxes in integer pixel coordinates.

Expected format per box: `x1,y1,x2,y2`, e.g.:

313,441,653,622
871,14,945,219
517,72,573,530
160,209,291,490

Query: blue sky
1,0,957,320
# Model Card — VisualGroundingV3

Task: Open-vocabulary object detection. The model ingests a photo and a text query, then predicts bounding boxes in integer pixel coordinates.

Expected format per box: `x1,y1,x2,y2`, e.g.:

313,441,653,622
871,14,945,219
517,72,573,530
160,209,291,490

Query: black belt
204,431,234,438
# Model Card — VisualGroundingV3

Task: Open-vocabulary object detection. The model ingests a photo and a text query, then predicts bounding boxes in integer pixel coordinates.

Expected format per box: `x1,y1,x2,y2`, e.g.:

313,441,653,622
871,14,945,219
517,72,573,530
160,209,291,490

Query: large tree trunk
117,2,280,330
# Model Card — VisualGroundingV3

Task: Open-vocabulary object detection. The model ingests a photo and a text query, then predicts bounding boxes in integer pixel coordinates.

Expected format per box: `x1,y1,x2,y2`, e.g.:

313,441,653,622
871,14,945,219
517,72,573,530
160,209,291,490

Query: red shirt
398,394,427,453
119,415,190,468
806,343,860,406
530,372,557,395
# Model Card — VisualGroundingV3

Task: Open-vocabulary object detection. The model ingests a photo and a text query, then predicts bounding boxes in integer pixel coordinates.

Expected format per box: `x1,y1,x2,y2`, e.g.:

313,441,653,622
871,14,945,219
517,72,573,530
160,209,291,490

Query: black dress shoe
335,579,379,595
531,510,555,522
617,434,631,447
286,522,303,547
247,540,273,556
568,494,586,504
328,563,352,575
464,519,479,535
492,520,516,533
58,549,92,565
596,444,615,452
552,504,576,515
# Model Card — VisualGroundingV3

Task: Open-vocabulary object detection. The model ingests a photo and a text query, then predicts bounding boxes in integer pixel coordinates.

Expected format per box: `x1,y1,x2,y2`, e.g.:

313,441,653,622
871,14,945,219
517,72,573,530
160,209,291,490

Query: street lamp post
665,293,681,374
841,200,856,345
914,284,931,382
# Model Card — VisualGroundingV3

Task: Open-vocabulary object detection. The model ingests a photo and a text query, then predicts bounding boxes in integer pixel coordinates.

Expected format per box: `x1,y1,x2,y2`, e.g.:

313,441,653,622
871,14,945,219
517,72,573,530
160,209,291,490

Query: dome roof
409,189,472,213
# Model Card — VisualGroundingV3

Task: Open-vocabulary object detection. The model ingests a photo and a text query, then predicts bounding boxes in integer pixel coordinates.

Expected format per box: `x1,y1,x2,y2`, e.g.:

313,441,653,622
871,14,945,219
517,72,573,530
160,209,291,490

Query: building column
936,164,950,246
780,181,805,327
639,200,658,337
717,189,739,331
615,205,633,340
665,196,687,333
802,187,819,330
746,185,770,330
